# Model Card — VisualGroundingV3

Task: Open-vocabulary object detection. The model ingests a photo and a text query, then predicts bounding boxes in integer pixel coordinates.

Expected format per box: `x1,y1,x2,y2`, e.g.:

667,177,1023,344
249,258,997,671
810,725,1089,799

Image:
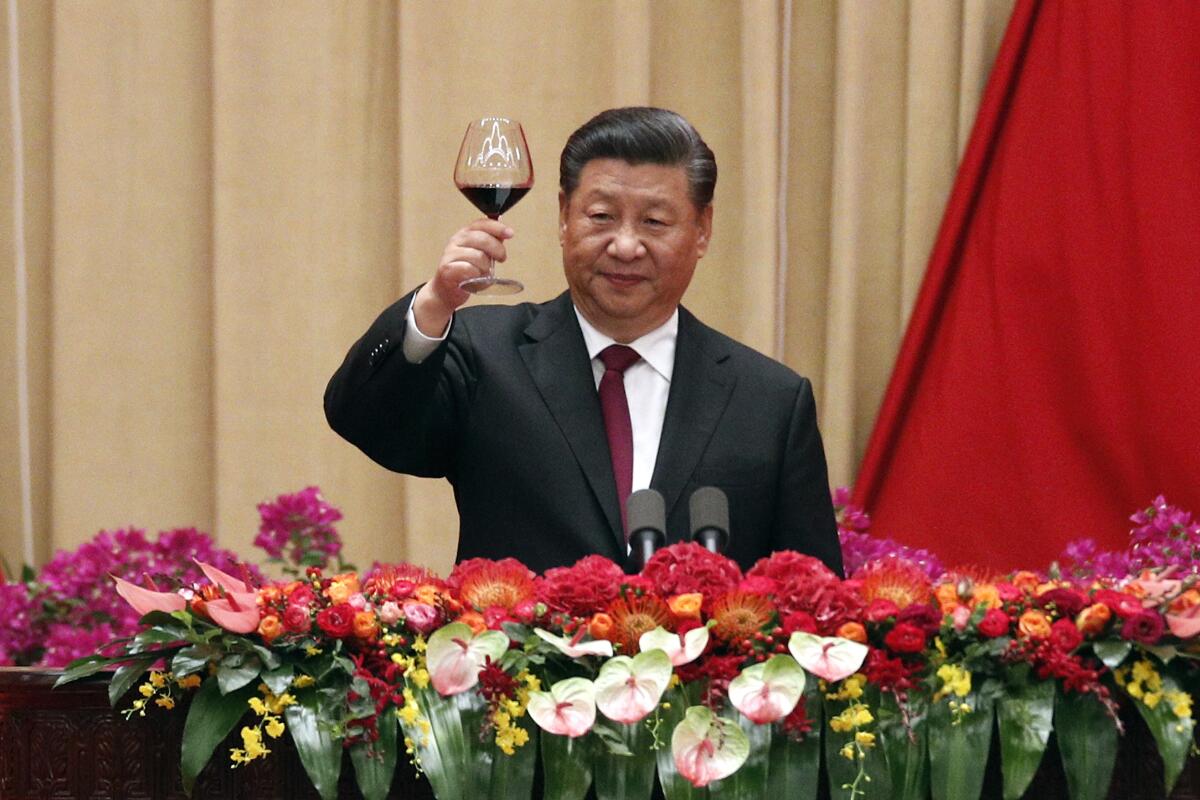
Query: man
325,107,842,576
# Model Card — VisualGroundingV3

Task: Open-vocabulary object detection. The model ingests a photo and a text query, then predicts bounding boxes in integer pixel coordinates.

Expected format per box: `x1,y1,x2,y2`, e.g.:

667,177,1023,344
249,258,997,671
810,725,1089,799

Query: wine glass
454,117,534,294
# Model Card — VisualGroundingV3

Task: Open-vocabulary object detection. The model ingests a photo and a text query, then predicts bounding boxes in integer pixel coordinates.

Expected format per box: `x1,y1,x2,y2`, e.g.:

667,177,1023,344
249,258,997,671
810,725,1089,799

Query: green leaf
172,646,214,677
55,655,119,687
1054,689,1117,800
591,721,635,757
592,721,657,800
996,680,1054,800
109,659,154,706
261,665,295,697
284,692,343,800
765,684,821,800
180,678,256,795
928,688,995,800
1091,640,1132,669
251,644,282,671
876,692,929,800
217,653,263,695
350,708,399,800
488,716,538,800
542,731,593,800
706,710,771,799
1127,673,1196,795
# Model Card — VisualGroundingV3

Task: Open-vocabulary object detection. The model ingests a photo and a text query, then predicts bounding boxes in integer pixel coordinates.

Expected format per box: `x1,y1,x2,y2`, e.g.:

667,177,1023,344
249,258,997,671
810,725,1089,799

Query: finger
461,217,515,240
445,234,509,263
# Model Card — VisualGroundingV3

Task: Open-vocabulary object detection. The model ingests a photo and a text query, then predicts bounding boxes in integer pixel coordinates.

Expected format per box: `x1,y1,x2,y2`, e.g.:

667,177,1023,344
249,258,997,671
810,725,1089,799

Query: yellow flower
155,697,176,710
1166,690,1193,720
840,743,855,761
305,645,323,656
1144,692,1162,710
391,653,409,668
266,692,297,715
412,635,427,653
265,717,286,739
176,674,202,690
855,731,876,747
149,671,168,688
935,664,972,701
410,668,431,689
248,697,268,716
293,674,315,689
139,683,155,697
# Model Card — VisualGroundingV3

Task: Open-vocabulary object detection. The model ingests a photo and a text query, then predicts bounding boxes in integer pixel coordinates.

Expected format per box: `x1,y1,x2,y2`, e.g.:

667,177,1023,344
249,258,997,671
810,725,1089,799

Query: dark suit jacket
325,289,842,576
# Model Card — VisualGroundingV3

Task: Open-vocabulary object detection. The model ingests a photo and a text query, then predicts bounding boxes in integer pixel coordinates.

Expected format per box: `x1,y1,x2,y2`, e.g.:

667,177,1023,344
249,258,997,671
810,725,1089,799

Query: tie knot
599,344,640,374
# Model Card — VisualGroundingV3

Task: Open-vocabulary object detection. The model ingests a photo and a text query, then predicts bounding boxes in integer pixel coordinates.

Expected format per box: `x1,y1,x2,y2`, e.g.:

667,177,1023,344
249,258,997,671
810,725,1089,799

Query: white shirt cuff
403,298,451,363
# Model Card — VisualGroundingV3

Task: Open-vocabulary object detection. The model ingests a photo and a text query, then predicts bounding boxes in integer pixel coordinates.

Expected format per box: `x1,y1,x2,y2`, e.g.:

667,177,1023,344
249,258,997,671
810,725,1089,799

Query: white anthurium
526,677,597,738
671,706,750,788
594,648,673,724
534,627,615,659
639,625,709,666
727,655,807,724
787,632,869,683
425,622,510,696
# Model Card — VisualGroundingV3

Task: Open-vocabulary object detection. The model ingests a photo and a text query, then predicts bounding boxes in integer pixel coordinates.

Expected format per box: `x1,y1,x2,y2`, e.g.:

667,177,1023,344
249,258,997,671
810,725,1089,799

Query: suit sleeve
771,378,844,577
323,286,475,480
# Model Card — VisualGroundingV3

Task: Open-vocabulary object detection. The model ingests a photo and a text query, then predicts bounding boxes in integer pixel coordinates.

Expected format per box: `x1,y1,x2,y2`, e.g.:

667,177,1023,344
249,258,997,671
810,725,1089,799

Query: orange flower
605,594,672,653
710,591,775,644
1010,571,1040,593
327,577,358,605
353,611,379,640
934,583,963,614
258,615,284,643
458,610,486,634
459,562,536,612
1170,589,1200,615
857,559,931,610
1075,603,1112,636
415,584,442,606
836,621,867,643
259,585,284,606
589,612,615,640
668,593,703,620
1017,609,1051,639
970,584,1000,610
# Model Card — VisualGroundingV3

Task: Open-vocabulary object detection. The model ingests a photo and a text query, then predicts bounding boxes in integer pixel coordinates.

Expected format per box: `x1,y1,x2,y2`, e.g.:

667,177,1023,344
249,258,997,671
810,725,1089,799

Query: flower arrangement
53,490,1199,800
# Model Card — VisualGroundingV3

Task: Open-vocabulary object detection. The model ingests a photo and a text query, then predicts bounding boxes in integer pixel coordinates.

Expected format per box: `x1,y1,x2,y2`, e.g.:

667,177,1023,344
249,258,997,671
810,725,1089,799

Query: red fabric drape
853,0,1200,571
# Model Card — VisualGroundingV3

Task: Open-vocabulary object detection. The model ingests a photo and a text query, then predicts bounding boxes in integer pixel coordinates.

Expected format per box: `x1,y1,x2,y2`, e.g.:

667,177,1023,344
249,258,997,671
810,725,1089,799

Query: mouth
600,272,647,289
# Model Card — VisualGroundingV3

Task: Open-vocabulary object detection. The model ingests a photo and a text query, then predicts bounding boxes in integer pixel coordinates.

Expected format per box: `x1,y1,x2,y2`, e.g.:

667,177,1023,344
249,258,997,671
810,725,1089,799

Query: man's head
558,108,716,343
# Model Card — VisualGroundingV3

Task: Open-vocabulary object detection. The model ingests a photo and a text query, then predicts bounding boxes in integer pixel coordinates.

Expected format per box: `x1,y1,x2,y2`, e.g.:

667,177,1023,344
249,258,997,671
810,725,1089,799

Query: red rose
996,583,1022,604
781,611,818,635
316,603,356,638
883,622,926,654
1049,618,1083,652
1036,588,1086,619
896,603,943,634
1094,589,1144,618
865,598,900,623
282,604,312,634
1121,610,1165,645
977,608,1010,638
288,585,317,609
864,649,918,691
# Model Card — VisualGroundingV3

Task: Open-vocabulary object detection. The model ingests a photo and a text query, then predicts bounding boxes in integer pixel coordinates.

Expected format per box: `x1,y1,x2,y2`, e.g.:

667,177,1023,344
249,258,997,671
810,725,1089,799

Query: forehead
570,159,692,208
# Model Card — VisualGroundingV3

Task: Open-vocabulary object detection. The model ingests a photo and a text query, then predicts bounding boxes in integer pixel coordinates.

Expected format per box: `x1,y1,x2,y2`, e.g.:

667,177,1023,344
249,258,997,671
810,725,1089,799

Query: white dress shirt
403,300,676,493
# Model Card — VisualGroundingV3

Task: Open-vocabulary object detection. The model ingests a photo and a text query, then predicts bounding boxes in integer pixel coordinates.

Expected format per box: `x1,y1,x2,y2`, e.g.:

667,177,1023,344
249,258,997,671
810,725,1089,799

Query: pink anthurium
1166,606,1200,638
534,627,614,658
727,655,806,724
526,677,596,738
112,574,187,616
196,560,251,594
594,649,672,724
671,706,750,787
788,632,869,683
639,625,709,666
426,622,509,696
1128,576,1200,638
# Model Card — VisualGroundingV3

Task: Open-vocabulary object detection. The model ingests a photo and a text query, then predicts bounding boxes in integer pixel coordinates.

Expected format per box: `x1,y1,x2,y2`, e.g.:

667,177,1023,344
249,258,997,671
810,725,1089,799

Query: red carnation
896,603,943,634
977,608,1010,638
1049,618,1083,652
811,583,865,635
316,603,356,638
883,622,926,654
641,543,742,609
1121,610,1165,645
864,649,919,691
537,555,625,618
283,604,312,634
738,576,778,596
747,550,837,585
781,611,818,635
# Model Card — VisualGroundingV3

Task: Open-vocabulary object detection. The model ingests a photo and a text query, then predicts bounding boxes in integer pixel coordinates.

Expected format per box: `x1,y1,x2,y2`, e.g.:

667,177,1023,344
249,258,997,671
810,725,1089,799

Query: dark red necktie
598,344,641,535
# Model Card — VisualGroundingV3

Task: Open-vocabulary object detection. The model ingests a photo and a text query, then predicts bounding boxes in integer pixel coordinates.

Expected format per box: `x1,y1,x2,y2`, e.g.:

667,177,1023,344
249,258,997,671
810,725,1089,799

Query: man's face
559,159,712,343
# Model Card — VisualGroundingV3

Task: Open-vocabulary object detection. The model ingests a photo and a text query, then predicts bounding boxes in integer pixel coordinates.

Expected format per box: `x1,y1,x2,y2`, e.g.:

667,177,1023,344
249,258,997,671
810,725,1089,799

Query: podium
1,667,1196,799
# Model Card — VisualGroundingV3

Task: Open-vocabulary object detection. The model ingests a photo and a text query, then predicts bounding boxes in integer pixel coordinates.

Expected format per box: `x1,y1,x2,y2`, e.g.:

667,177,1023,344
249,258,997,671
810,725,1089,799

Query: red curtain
853,0,1200,571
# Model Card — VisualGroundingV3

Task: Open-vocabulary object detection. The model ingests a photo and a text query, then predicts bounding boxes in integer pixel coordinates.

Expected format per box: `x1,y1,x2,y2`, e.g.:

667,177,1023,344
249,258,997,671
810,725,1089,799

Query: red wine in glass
454,118,534,295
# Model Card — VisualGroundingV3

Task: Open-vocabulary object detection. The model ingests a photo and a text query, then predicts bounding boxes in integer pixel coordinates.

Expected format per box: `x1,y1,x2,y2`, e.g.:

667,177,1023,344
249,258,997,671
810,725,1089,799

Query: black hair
559,107,717,208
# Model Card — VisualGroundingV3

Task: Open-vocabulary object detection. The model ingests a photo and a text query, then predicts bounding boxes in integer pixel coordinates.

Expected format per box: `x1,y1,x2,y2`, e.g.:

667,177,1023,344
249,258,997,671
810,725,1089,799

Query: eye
588,211,613,223
644,217,667,227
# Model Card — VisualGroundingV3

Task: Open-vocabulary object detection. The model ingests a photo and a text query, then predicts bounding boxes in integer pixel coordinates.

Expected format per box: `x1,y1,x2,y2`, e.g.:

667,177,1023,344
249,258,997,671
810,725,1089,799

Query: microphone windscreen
689,486,729,538
627,488,666,534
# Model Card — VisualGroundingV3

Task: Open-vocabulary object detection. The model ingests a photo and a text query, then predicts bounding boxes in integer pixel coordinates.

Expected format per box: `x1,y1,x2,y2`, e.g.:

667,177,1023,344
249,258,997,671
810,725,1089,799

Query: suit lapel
652,307,736,525
518,294,625,553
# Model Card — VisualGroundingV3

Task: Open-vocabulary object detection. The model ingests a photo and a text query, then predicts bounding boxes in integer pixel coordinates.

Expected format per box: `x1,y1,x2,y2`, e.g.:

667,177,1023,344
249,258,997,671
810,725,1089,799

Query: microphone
690,487,729,554
626,489,666,573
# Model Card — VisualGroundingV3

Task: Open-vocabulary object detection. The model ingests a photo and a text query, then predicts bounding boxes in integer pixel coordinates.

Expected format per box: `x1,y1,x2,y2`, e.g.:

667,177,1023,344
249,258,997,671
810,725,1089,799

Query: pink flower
402,601,442,634
426,622,510,696
527,677,597,738
378,601,402,626
788,633,868,682
594,650,673,724
112,575,187,616
728,656,806,724
672,707,750,787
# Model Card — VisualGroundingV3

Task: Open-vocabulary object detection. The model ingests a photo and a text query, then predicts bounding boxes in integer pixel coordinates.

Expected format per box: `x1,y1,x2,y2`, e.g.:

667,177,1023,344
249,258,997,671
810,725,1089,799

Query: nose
606,226,647,262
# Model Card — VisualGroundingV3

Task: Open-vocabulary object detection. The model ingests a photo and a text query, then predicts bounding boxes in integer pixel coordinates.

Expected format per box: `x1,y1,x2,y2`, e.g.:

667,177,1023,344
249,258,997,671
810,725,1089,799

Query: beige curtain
0,0,1013,576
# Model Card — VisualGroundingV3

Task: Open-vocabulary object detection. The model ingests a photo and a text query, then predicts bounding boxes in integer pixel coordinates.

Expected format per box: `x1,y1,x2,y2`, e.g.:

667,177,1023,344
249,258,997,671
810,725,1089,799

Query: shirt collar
574,306,678,382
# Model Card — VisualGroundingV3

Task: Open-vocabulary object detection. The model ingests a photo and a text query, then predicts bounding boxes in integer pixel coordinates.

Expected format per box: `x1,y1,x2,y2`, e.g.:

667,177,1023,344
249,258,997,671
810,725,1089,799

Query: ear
694,204,714,258
558,190,569,245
